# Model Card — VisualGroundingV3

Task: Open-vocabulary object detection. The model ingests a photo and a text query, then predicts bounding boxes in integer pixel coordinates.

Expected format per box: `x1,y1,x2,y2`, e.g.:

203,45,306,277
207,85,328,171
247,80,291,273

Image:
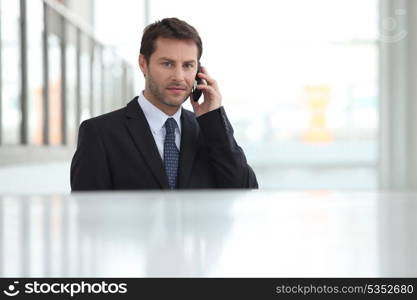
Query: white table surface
0,190,416,277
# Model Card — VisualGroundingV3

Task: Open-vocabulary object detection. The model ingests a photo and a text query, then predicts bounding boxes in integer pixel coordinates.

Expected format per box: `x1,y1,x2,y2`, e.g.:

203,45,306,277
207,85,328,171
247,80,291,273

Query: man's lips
167,87,186,90
167,87,187,94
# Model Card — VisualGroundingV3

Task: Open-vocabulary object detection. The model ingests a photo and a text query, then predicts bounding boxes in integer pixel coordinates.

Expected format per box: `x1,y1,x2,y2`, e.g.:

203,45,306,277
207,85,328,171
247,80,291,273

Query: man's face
139,37,199,114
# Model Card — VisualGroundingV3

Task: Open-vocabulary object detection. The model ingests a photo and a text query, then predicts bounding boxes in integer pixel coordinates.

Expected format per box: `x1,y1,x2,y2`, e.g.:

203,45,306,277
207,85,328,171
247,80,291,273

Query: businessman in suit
70,17,258,191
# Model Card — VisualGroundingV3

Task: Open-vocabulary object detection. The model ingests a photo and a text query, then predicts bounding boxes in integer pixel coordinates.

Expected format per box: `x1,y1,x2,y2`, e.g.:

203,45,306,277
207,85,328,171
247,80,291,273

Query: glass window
27,0,44,145
66,24,77,145
47,8,63,145
92,44,103,117
80,34,91,123
148,0,379,189
102,48,115,113
1,0,20,144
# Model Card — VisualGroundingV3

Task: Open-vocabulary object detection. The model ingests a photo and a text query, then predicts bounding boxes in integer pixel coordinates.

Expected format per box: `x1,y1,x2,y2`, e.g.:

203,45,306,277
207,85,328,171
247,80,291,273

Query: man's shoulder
80,97,138,128
181,107,192,115
82,107,125,126
181,107,198,123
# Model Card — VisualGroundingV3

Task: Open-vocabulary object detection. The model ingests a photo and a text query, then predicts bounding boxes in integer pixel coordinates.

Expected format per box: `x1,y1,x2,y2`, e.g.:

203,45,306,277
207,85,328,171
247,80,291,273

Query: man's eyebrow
158,57,174,62
158,57,196,64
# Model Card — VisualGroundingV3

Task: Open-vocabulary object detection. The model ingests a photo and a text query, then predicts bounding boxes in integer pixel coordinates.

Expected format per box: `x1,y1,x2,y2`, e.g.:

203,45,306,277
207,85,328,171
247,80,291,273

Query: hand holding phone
190,65,223,117
191,63,203,101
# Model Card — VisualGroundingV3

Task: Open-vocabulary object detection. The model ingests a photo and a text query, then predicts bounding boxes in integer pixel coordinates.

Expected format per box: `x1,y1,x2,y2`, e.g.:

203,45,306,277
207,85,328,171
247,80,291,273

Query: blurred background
0,0,416,193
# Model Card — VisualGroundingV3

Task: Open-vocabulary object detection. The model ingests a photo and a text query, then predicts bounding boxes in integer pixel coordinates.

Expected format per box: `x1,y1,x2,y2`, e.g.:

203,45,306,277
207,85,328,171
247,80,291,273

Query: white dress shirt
138,91,182,160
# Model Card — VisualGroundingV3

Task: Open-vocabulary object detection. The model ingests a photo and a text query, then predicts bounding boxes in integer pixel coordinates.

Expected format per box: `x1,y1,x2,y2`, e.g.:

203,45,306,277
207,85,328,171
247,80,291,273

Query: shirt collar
138,91,182,134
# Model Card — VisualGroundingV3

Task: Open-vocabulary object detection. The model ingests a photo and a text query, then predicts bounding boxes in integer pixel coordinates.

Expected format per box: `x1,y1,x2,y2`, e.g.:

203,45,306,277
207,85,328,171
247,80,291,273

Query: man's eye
185,64,194,69
162,62,172,67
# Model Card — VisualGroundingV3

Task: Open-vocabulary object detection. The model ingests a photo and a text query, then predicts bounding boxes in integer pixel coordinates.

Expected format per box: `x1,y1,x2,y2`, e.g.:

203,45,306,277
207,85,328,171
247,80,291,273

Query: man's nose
172,66,185,81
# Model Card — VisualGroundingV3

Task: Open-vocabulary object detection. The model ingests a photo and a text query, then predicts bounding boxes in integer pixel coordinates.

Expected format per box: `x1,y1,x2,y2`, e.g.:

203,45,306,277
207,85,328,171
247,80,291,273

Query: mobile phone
191,63,203,101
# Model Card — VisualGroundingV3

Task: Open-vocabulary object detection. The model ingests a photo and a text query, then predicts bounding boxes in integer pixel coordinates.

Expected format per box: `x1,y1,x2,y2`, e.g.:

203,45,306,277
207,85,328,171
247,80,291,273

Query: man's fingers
197,72,217,87
197,84,216,94
201,66,209,75
190,98,200,109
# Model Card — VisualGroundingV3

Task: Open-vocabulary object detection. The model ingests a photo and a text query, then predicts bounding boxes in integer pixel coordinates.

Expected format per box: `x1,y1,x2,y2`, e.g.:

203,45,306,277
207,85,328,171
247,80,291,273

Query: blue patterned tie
163,118,179,189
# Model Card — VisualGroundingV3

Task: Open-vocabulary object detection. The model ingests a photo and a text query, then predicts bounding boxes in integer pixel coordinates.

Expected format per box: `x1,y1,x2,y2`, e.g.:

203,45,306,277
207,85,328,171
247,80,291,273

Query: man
70,18,258,190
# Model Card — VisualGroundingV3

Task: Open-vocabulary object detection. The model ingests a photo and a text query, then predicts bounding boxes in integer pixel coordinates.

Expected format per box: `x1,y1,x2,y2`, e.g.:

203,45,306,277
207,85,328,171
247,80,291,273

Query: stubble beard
147,73,190,108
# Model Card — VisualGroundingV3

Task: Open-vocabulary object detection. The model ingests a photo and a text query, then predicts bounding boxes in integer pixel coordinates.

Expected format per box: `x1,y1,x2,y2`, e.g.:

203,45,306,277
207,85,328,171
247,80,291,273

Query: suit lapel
178,109,199,188
124,98,169,189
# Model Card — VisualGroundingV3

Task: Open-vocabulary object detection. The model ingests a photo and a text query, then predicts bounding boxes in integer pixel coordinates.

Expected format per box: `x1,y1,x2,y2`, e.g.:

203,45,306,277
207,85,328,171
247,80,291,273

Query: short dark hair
140,17,203,64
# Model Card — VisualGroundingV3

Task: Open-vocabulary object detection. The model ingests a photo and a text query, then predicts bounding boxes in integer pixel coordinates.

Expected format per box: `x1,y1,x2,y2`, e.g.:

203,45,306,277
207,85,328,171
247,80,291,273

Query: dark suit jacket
70,97,258,190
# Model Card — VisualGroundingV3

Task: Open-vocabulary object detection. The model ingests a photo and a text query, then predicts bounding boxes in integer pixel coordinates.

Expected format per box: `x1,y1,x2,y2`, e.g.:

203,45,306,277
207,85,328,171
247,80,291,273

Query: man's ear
139,54,148,77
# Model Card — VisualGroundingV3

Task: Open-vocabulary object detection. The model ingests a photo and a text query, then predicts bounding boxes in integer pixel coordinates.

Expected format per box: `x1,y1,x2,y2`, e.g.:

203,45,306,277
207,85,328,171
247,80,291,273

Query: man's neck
143,90,180,116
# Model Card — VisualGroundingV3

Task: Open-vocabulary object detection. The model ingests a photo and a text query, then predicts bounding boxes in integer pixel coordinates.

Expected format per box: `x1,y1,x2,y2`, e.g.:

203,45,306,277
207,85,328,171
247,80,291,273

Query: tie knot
165,118,177,134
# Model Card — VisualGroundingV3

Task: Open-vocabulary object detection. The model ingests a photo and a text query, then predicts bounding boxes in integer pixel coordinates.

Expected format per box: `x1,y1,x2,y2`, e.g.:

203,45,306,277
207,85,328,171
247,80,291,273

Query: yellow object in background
302,85,333,143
